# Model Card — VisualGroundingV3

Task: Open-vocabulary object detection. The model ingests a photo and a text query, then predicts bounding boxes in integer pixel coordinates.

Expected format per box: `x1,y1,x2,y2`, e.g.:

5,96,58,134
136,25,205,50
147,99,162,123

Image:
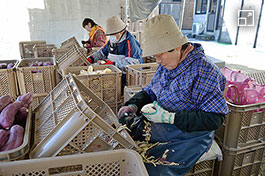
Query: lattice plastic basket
215,101,265,150
246,71,265,85
1,149,148,176
19,41,46,59
124,85,145,103
0,60,19,100
33,44,57,58
16,58,57,110
126,63,158,86
216,142,265,176
60,36,80,49
185,159,216,176
0,108,32,162
62,65,122,106
30,74,137,159
55,45,90,74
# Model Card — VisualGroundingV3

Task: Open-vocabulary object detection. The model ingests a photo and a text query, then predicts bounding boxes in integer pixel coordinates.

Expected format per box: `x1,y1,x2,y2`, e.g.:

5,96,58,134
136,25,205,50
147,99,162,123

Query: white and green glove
141,101,175,124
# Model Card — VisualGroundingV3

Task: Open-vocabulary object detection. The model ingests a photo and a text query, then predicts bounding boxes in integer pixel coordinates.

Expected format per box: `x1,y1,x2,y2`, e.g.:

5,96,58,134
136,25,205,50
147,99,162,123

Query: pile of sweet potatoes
0,62,15,69
0,92,33,152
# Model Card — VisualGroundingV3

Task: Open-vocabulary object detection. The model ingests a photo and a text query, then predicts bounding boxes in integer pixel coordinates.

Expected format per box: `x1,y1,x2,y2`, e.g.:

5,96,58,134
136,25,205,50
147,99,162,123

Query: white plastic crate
30,74,137,159
0,149,149,176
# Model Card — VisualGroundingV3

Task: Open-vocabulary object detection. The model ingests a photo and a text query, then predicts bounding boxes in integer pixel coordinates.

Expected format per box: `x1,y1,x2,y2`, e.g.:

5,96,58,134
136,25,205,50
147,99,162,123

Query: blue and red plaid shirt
143,43,229,115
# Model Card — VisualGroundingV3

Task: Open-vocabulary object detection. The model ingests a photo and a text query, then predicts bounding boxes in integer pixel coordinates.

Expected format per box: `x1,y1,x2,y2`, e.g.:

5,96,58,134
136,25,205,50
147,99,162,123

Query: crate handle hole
48,164,83,175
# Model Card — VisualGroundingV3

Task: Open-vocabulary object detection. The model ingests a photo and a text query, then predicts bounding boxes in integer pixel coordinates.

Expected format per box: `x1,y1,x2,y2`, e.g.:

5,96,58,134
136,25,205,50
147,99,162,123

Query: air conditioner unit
192,23,203,35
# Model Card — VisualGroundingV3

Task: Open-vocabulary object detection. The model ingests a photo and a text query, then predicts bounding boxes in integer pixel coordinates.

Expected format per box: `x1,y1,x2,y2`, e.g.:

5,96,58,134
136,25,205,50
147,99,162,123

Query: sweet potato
43,61,53,66
29,62,38,67
15,107,28,127
37,61,43,66
0,102,22,129
0,63,7,69
16,92,33,108
0,125,24,151
0,129,10,149
7,63,14,69
0,95,12,112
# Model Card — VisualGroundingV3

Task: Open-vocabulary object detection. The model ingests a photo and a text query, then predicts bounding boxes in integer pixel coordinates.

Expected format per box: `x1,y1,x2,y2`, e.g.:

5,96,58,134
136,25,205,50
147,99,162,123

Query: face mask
109,35,119,44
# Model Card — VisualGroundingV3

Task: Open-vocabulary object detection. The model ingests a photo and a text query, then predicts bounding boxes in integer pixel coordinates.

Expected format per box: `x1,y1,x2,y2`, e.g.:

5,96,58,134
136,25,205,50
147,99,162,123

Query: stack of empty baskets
215,71,265,176
17,41,57,110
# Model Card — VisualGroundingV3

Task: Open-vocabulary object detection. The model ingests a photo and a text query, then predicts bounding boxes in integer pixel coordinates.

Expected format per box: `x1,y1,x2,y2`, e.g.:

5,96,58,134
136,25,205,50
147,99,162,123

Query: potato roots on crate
62,65,122,112
0,93,33,162
19,41,46,59
16,58,56,110
30,74,137,159
0,149,149,176
215,101,265,150
126,63,158,86
0,60,19,100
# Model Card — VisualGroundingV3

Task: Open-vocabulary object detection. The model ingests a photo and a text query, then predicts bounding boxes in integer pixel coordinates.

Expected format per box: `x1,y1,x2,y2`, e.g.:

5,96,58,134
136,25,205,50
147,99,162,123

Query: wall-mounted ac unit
192,23,203,35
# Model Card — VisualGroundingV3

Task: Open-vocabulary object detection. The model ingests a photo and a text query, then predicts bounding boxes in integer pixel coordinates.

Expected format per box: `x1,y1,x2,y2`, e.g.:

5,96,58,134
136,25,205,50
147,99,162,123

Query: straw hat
106,16,127,35
143,14,188,57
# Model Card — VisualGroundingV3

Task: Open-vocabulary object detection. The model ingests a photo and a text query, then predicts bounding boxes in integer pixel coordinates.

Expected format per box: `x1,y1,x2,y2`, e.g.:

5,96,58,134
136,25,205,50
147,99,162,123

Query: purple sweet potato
7,63,14,69
29,62,38,67
37,61,43,66
15,107,28,127
0,125,24,151
16,92,34,108
0,129,10,149
0,95,12,112
0,63,7,69
0,102,22,129
43,61,53,66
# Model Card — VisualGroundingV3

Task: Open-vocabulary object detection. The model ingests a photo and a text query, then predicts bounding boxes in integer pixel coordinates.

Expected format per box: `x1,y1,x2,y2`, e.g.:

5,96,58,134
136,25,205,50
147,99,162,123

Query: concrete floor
189,39,265,74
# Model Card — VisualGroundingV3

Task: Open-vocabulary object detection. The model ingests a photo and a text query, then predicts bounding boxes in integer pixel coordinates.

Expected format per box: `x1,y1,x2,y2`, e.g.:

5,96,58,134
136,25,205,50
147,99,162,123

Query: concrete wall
0,0,121,60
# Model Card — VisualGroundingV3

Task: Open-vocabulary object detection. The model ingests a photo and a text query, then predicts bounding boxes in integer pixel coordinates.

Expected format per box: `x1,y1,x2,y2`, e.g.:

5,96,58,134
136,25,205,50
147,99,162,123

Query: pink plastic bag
221,67,265,105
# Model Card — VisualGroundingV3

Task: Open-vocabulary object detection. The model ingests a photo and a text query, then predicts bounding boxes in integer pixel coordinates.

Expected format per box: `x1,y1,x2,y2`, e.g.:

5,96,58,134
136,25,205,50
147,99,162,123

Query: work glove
117,104,138,125
97,59,114,65
83,56,94,66
141,101,175,124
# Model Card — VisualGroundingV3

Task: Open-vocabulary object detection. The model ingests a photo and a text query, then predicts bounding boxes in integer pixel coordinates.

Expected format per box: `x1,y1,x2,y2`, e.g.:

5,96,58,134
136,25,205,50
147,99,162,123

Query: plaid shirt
143,43,229,115
90,28,106,47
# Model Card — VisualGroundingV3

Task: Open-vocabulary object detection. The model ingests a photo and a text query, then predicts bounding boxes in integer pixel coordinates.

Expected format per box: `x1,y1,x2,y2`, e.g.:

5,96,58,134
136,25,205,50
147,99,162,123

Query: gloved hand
82,56,94,66
141,101,175,124
97,59,114,65
117,104,138,124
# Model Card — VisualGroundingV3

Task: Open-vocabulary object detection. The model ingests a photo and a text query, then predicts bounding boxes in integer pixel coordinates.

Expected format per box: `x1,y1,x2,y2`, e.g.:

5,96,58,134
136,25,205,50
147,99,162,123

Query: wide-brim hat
106,16,127,35
143,14,188,57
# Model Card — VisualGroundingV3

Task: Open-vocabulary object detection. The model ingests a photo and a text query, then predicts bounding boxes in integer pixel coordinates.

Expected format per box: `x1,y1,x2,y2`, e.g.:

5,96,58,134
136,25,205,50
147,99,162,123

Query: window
195,0,208,14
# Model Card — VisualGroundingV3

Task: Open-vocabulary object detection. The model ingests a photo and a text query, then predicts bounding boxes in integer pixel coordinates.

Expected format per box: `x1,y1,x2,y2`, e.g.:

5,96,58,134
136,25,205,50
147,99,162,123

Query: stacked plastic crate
0,60,19,101
126,63,158,86
215,72,265,176
16,58,57,110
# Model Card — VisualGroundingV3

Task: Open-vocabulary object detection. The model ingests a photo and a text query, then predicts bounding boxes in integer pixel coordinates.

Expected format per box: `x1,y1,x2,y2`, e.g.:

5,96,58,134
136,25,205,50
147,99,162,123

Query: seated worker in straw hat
82,18,107,49
86,16,143,70
118,14,228,175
